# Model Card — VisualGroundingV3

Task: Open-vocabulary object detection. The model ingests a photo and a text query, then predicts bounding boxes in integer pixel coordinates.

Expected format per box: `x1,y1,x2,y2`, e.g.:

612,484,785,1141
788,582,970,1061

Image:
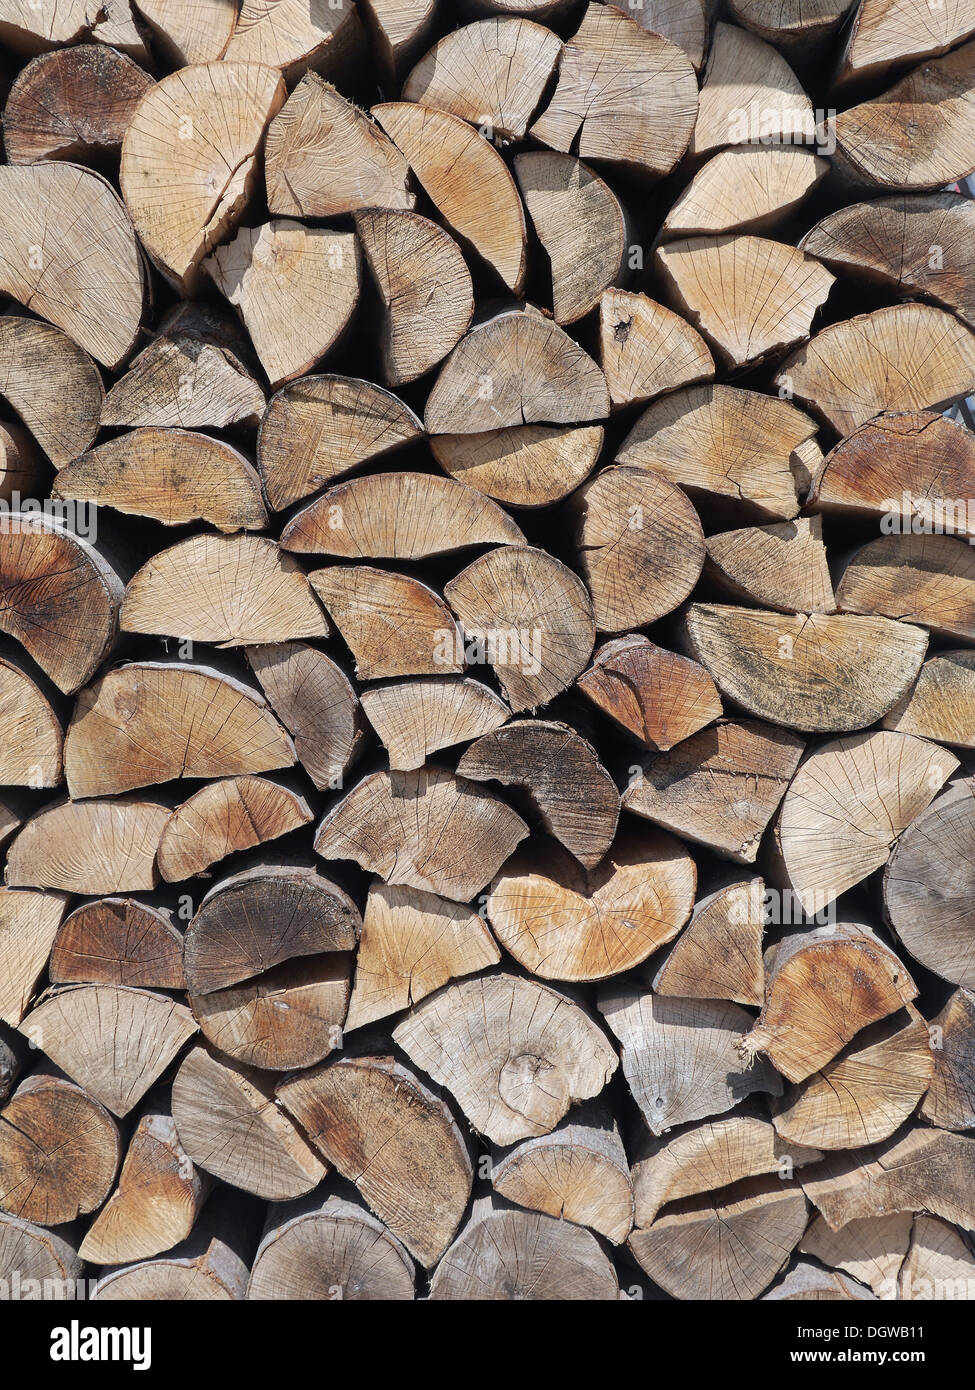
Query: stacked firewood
1,0,975,1303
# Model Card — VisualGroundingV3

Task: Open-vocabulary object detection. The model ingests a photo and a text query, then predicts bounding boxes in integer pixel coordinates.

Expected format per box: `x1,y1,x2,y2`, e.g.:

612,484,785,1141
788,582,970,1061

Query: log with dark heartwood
1,0,975,1307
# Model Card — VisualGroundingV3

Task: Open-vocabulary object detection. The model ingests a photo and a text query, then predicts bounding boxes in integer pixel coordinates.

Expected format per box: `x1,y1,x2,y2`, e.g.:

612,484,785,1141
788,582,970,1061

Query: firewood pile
1,0,975,1304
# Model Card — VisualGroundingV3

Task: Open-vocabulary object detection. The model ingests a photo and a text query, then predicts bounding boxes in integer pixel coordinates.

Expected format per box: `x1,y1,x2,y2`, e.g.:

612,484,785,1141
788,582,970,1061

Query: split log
622,719,803,864
64,661,296,798
772,1010,934,1150
429,1194,620,1300
91,0,151,59
258,374,423,511
656,235,834,371
598,990,782,1136
884,780,975,988
281,471,522,559
247,1192,415,1300
486,831,694,983
764,1262,876,1300
80,1101,209,1266
800,194,975,329
171,1044,325,1199
0,421,38,505
631,1111,821,1226
900,1213,975,1300
457,719,619,869
100,305,265,430
737,923,919,1084
183,863,360,996
359,0,438,80
425,310,608,433
49,897,185,990
393,971,617,1144
836,533,975,640
120,62,287,293
308,566,461,679
431,423,603,507
690,21,816,159
491,1108,633,1245
729,0,853,49
345,881,501,1031
616,384,818,521
278,1053,472,1266
573,465,704,634
134,0,237,64
265,73,414,219
598,289,714,410
681,604,929,733
221,0,366,80
0,0,126,52
834,42,975,190
625,0,708,70
705,516,835,614
530,3,698,179
94,1220,250,1301
663,147,828,239
2,44,154,164
773,730,958,916
629,1177,809,1301
53,429,269,532
0,1213,83,1293
6,797,171,894
923,988,975,1131
18,985,198,1116
404,18,561,140
315,767,528,901
204,221,360,391
514,152,628,326
120,534,330,645
444,544,596,711
800,1212,914,1299
360,676,509,770
354,210,472,385
189,955,351,1071
0,316,102,467
652,877,766,1007
373,101,526,294
246,641,366,791
0,649,62,786
577,635,722,752
158,776,313,882
0,515,122,695
0,888,70,1025
802,1128,975,1233
0,1070,120,1224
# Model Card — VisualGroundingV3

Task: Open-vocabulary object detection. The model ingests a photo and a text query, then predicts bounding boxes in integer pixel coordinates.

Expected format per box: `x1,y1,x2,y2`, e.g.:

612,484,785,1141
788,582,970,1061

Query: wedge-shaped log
0,887,69,1026
800,1211,914,1300
836,533,975,640
617,384,818,521
121,0,235,63
93,1223,249,1301
54,429,268,533
738,923,918,1083
120,62,286,292
374,101,526,294
705,516,835,615
923,988,975,1131
171,1044,324,1200
457,720,619,870
432,423,604,507
0,1071,120,1225
360,676,509,771
445,544,596,711
394,972,617,1144
653,877,766,1007
623,719,803,864
598,289,713,409
487,832,694,984
221,0,366,77
278,1053,472,1267
258,374,423,511
885,652,975,749
0,315,102,467
425,310,608,434
346,881,501,1031
691,21,816,158
309,566,461,680
19,985,197,1117
158,776,312,882
898,1213,975,1301
683,604,929,733
121,535,330,646
663,147,828,239
599,990,782,1135
0,650,62,786
774,730,958,915
184,863,360,996
65,662,296,798
265,72,414,218
49,897,185,990
315,767,527,902
836,0,975,88
6,797,171,894
577,635,721,752
0,1213,82,1292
